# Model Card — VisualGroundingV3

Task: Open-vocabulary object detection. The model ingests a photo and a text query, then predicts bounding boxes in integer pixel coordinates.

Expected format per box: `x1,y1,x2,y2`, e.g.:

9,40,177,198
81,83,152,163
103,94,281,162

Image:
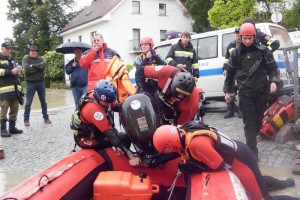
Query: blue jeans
71,86,88,108
24,81,49,121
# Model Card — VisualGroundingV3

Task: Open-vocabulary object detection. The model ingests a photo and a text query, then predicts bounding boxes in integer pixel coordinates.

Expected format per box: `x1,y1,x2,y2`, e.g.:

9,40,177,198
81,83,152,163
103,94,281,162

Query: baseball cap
1,42,12,48
29,45,38,51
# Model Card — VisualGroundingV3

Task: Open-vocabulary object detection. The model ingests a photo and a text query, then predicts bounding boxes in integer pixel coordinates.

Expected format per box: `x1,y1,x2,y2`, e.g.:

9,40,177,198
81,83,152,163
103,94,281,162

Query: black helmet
94,80,118,103
170,72,195,99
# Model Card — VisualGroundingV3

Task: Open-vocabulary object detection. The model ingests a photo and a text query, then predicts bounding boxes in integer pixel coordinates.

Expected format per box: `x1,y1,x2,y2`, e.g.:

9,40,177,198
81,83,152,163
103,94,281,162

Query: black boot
224,103,234,119
238,110,243,118
9,120,23,134
1,119,11,137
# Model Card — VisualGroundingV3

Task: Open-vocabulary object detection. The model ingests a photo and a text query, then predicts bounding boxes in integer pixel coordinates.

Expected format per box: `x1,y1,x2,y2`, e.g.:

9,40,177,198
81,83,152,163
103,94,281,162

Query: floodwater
0,89,300,198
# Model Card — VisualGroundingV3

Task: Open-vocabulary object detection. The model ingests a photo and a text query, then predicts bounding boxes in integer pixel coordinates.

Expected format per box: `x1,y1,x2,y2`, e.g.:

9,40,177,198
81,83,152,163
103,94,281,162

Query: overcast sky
0,0,91,42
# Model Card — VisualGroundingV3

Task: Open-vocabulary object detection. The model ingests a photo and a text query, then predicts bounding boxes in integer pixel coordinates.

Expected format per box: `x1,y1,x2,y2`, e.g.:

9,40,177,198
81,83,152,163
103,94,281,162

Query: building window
78,36,82,42
160,30,167,41
159,3,166,16
132,1,140,14
132,29,140,50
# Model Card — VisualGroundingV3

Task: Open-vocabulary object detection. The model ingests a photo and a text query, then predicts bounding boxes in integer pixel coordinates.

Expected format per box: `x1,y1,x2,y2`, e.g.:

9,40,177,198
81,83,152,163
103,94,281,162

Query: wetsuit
183,129,298,200
73,92,128,150
135,65,199,124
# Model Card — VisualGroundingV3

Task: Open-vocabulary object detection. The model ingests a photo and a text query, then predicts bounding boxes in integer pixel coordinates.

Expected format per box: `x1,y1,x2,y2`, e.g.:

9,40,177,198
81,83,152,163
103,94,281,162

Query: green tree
208,0,257,29
43,51,65,81
282,0,300,29
7,0,78,62
181,0,215,32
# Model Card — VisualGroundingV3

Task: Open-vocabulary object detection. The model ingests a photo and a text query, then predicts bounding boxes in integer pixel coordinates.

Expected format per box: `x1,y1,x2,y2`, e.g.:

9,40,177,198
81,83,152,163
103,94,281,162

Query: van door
191,32,235,100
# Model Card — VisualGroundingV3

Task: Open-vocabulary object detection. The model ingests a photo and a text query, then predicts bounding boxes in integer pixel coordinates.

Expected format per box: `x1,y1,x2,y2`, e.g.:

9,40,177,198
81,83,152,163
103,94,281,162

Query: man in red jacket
80,33,118,91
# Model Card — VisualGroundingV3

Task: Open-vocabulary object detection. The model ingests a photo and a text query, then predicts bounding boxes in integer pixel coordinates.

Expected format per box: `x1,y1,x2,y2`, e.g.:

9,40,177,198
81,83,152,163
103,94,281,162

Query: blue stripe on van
199,68,223,76
129,60,290,84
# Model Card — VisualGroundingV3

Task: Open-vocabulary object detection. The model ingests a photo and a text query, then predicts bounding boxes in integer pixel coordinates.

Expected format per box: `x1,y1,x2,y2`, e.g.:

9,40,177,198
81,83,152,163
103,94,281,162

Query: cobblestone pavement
0,89,300,195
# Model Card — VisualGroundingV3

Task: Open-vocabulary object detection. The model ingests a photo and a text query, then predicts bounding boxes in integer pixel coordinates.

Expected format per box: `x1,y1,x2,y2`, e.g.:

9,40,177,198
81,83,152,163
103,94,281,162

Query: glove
148,152,180,168
178,162,205,174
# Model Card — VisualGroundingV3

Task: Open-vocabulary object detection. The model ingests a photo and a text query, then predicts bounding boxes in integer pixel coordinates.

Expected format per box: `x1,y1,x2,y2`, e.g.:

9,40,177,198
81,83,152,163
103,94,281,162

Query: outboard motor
120,93,161,157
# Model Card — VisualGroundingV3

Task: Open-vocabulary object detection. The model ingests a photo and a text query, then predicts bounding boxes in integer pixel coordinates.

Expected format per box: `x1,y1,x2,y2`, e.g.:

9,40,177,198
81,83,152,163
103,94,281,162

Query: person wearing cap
165,31,199,81
223,23,279,158
22,44,52,126
0,42,23,139
242,17,280,52
222,27,243,119
65,48,88,108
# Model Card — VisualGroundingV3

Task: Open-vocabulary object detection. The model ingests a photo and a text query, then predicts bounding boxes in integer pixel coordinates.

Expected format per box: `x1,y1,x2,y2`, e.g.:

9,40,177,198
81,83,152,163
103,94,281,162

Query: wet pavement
0,89,300,197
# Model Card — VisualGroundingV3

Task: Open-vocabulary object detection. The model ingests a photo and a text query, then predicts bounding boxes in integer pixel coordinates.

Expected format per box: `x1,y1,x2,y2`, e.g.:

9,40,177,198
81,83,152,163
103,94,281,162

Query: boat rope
167,169,182,200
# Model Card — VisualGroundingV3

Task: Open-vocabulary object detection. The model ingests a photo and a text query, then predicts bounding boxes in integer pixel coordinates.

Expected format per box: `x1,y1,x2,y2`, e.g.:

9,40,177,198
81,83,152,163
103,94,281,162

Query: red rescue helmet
153,125,182,153
239,23,256,36
140,36,154,49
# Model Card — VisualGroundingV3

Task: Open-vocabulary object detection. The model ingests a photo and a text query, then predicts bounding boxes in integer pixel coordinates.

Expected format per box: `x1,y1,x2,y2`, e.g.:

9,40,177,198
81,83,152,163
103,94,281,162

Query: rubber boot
1,119,11,137
238,110,243,118
224,103,234,119
9,120,23,134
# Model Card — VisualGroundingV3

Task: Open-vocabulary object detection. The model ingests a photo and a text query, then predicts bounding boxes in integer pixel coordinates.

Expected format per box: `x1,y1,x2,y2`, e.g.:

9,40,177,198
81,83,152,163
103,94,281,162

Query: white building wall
62,0,193,85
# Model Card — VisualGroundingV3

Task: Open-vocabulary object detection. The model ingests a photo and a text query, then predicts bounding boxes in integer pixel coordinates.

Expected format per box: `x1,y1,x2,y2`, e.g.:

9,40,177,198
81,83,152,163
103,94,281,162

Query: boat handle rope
38,175,50,191
167,169,182,200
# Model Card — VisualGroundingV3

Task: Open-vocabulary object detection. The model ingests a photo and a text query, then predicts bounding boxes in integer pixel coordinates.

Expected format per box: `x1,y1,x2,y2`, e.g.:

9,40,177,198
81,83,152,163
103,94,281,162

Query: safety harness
70,91,114,137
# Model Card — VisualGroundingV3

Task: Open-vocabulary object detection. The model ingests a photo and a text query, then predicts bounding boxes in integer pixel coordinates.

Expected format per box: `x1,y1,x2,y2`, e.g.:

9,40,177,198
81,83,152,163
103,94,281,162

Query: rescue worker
135,64,199,125
134,36,164,95
80,33,118,91
70,80,140,166
0,42,23,137
223,27,243,119
135,36,165,69
153,121,298,200
242,17,280,52
165,31,199,81
223,23,279,157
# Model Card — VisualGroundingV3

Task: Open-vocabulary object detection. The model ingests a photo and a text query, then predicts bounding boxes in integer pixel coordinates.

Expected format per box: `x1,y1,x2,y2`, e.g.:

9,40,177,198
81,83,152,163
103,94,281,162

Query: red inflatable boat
1,148,248,200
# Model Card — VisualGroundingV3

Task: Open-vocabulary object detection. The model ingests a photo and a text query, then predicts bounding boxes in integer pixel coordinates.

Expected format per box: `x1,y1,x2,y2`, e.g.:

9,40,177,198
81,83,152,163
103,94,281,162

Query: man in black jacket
0,42,23,138
223,23,278,158
165,31,199,80
22,45,51,126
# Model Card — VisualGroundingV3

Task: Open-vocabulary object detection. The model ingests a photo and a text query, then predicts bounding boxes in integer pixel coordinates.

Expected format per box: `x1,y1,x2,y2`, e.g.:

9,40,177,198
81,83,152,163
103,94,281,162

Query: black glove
148,152,180,168
178,162,205,174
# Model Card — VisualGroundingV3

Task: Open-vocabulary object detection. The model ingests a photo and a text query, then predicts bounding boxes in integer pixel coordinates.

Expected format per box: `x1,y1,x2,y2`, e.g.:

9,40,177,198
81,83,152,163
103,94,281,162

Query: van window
270,26,293,48
196,36,218,60
155,44,172,60
222,32,235,56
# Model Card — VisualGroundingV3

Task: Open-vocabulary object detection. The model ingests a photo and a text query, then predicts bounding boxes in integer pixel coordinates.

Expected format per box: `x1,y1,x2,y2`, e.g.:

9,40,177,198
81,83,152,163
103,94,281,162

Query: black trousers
239,91,268,157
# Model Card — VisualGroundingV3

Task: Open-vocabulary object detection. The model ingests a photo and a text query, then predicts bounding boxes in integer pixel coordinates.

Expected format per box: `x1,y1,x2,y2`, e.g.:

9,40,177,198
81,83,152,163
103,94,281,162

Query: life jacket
70,92,114,138
178,121,237,166
104,55,137,103
260,95,294,139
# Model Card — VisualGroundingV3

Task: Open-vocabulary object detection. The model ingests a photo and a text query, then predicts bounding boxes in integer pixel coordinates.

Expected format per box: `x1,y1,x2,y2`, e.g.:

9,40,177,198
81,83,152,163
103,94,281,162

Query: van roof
155,22,287,48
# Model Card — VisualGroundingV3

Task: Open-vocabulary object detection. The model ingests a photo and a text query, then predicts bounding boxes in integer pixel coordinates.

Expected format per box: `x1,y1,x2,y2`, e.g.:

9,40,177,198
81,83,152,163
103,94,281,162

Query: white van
129,23,293,100
156,23,293,100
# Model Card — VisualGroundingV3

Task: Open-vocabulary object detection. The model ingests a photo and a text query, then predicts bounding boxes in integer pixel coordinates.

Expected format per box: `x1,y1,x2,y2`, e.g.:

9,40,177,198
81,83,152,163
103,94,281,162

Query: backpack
260,95,294,139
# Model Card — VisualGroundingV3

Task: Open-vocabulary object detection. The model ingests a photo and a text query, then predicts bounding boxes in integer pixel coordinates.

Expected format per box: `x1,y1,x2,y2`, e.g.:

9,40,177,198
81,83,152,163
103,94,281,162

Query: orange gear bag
105,55,137,103
260,95,294,139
